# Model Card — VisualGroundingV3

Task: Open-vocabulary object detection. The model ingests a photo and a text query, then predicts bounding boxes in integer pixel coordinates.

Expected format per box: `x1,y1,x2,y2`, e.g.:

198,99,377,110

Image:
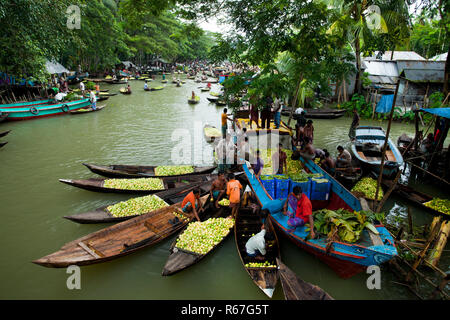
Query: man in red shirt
284,186,315,238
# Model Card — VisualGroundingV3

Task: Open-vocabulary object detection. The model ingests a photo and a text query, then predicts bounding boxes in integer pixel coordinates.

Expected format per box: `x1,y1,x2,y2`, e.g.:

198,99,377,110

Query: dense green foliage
0,0,216,79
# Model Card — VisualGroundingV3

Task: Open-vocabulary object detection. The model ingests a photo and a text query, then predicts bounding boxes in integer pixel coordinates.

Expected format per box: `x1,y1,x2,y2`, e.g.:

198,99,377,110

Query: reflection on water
0,77,445,299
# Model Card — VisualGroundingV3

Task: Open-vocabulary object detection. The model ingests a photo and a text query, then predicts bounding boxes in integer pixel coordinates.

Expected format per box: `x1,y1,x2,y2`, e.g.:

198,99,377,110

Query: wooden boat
203,124,221,143
102,79,127,84
277,258,334,300
0,99,52,109
303,109,346,119
82,163,216,179
119,88,131,95
207,97,218,103
64,179,215,224
33,195,210,268
215,100,226,106
150,86,164,91
188,96,200,104
0,141,7,148
69,105,105,115
235,118,292,136
0,98,91,121
381,180,450,219
97,96,109,102
201,87,211,92
235,207,280,298
241,158,397,279
161,80,168,83
351,126,404,178
333,164,363,189
0,130,11,138
59,173,215,194
161,208,232,276
210,92,221,97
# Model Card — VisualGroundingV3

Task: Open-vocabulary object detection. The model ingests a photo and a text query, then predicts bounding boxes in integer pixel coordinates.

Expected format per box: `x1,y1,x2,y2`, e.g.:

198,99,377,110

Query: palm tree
325,0,409,94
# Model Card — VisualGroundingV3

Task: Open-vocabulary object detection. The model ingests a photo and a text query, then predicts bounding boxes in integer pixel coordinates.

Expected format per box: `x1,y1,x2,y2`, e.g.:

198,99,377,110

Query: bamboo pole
405,219,441,282
426,220,450,268
375,170,401,213
374,80,401,206
407,207,414,234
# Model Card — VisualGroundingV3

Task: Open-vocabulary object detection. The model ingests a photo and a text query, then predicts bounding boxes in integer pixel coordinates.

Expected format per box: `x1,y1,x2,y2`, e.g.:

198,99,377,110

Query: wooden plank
78,242,101,259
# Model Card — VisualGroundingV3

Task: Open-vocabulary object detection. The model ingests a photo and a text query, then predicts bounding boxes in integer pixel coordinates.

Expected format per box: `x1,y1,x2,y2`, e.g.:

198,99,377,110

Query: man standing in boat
89,90,97,110
226,173,243,219
272,143,287,174
349,108,360,140
210,172,227,209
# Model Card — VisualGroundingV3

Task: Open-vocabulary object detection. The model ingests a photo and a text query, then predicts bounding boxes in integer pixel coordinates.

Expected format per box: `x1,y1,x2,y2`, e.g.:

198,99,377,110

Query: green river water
0,75,448,300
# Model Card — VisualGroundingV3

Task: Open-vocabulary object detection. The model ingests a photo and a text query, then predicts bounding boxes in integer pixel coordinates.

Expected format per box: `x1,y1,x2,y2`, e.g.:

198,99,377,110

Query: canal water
0,76,448,299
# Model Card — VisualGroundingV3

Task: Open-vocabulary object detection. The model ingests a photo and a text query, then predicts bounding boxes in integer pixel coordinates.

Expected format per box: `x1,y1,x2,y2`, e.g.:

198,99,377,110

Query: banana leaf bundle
307,209,383,243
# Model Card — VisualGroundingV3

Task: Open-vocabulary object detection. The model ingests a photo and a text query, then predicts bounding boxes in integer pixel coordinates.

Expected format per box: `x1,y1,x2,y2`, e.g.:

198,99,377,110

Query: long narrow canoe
207,97,218,103
0,99,91,121
0,130,11,138
82,163,216,178
64,179,214,224
0,99,51,109
59,173,214,194
276,258,334,300
381,180,450,219
150,87,164,91
235,207,280,298
69,105,106,115
33,195,210,268
0,142,7,148
161,209,232,276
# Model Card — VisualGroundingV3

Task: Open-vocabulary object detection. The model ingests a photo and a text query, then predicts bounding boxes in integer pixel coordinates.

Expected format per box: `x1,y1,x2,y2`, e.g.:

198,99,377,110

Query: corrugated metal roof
402,68,444,83
397,60,445,74
365,51,426,61
363,60,398,76
368,75,398,85
430,52,448,61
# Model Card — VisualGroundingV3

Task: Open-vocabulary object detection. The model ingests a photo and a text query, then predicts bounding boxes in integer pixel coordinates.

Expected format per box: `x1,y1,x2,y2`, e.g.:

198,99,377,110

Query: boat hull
241,160,397,278
1,99,91,121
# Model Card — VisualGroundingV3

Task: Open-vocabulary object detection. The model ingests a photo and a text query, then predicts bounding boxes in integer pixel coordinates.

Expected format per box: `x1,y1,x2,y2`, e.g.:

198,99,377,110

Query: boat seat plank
357,152,366,161
78,242,103,258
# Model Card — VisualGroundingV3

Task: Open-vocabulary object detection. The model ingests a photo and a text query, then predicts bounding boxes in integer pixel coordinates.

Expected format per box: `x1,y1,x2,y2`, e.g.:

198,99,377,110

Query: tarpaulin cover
420,107,450,119
376,94,394,113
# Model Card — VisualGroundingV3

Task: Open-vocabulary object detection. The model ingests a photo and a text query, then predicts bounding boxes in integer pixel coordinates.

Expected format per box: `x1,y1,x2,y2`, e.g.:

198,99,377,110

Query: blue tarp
376,94,394,113
420,107,450,119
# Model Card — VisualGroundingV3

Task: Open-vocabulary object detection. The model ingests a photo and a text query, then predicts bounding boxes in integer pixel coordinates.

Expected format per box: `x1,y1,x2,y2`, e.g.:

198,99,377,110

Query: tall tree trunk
353,37,362,95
